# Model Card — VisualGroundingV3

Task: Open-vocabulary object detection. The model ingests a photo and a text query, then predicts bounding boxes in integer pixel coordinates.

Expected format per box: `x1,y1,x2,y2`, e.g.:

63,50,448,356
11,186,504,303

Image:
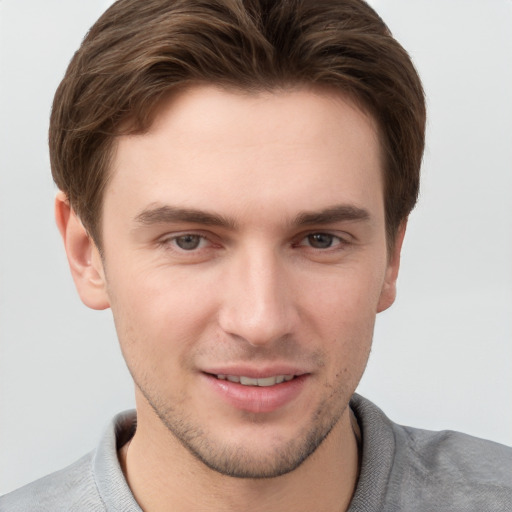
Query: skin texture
56,85,405,511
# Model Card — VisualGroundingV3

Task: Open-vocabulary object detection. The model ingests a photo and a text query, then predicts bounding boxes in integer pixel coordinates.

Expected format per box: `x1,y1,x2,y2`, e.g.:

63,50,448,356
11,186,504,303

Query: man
1,0,510,510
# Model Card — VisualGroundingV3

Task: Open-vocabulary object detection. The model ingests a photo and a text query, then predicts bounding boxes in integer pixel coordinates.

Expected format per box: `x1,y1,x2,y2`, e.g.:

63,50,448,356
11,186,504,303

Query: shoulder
0,452,105,512
0,410,138,512
388,422,512,511
396,423,512,479
350,394,512,512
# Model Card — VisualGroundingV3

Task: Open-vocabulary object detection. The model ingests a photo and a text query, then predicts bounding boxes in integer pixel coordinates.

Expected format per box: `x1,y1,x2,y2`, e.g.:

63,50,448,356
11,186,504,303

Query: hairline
84,81,398,254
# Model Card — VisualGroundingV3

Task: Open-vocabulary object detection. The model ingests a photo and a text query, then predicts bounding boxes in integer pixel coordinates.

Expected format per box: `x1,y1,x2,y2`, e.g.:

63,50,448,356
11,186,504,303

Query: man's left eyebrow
293,205,371,226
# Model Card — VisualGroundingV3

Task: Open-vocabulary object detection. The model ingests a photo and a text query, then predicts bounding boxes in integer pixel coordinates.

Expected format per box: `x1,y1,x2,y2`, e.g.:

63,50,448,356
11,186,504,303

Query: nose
218,245,297,347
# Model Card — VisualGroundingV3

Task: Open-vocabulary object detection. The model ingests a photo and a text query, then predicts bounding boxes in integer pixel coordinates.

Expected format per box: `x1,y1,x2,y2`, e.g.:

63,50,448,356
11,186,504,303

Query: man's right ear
55,191,110,310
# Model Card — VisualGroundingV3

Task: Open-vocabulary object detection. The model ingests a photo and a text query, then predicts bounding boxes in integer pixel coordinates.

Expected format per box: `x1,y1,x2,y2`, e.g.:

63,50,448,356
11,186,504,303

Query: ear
377,220,407,313
55,191,110,310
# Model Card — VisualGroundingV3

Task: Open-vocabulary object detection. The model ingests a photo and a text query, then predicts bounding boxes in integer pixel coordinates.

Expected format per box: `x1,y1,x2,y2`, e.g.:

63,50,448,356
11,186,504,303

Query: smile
215,374,295,386
204,372,307,412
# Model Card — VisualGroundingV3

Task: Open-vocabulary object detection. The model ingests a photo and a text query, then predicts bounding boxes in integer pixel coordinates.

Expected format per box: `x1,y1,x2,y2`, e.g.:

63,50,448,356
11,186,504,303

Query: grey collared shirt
1,395,511,511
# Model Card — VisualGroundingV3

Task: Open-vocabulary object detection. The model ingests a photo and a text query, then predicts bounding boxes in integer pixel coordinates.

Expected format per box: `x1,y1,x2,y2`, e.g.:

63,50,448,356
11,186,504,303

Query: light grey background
1,0,511,495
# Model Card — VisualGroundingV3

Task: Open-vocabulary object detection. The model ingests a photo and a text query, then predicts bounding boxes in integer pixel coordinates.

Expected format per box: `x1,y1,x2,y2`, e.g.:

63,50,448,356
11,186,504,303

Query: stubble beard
135,378,349,479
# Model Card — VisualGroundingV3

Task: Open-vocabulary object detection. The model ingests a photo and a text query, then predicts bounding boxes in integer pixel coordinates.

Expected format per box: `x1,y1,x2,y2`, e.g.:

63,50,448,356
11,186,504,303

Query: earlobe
377,221,407,313
55,191,110,310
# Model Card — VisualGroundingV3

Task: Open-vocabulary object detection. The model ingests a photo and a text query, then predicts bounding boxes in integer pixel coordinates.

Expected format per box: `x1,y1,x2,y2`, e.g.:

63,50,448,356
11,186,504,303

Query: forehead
107,85,383,224
144,85,380,159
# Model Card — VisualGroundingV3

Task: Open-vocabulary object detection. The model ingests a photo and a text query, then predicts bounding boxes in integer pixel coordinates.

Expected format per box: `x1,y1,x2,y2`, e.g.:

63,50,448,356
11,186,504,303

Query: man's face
80,86,401,477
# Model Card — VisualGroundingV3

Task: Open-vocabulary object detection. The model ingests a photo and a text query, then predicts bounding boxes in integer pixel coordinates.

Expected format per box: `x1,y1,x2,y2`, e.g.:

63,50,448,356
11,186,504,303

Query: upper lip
202,365,309,379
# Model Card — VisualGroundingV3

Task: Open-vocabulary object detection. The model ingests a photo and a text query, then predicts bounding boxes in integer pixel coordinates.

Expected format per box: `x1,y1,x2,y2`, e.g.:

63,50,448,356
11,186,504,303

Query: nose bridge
219,243,295,346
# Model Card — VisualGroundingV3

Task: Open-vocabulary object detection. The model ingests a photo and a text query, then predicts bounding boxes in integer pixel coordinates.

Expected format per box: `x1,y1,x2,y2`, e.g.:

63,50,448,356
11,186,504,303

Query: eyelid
158,230,216,250
156,229,352,251
294,230,352,247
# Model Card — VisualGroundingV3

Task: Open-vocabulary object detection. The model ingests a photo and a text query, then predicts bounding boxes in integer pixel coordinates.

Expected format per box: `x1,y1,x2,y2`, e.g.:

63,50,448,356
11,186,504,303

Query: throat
120,404,360,512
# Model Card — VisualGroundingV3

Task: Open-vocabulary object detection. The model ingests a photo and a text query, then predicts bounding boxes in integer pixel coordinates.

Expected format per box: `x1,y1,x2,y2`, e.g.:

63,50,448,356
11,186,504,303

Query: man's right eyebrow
134,205,237,229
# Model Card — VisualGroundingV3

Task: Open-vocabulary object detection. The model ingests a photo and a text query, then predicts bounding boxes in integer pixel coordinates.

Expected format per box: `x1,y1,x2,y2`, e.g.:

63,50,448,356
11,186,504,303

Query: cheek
298,265,384,367
110,262,217,323
106,268,217,371
299,260,386,325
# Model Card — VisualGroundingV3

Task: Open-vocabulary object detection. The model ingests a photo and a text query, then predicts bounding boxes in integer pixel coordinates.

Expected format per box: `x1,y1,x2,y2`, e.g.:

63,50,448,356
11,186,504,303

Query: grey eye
175,234,202,250
307,233,334,249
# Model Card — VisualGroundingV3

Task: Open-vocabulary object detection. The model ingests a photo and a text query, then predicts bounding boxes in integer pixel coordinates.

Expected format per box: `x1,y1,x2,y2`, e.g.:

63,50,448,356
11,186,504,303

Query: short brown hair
50,0,426,249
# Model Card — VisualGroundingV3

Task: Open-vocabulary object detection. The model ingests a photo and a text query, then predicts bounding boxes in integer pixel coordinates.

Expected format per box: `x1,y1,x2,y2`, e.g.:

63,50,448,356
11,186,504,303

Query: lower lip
203,374,308,414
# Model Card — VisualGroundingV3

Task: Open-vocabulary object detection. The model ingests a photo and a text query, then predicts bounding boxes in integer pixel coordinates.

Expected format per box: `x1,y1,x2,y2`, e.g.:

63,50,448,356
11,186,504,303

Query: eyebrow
134,203,370,230
293,205,371,226
134,205,237,229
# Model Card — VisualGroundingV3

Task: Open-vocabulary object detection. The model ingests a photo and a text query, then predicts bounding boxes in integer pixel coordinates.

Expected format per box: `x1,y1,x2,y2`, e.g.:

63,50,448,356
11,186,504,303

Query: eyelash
158,231,349,254
294,233,346,250
158,233,213,252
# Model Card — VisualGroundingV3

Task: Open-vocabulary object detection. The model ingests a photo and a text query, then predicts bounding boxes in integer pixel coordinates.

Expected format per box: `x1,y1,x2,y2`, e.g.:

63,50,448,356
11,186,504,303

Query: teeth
255,376,278,387
216,374,295,386
240,376,259,386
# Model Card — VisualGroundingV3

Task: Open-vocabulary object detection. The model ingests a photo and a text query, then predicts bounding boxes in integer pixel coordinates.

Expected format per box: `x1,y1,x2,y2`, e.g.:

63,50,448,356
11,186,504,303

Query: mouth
214,374,296,387
204,371,307,413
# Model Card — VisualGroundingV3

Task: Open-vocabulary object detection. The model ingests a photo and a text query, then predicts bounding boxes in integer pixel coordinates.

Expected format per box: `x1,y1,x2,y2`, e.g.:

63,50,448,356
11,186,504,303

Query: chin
150,396,346,479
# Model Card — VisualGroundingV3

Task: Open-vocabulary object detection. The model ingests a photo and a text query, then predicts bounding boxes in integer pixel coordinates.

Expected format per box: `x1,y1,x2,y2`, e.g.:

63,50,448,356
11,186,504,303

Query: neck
119,402,360,512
